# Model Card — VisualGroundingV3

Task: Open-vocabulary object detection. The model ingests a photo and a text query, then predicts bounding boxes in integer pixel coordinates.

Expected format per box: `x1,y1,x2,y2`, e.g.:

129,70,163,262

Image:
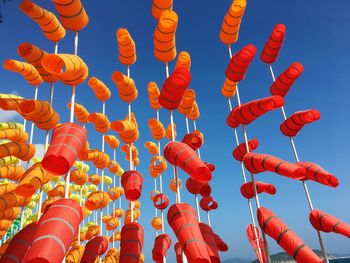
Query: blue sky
0,0,350,261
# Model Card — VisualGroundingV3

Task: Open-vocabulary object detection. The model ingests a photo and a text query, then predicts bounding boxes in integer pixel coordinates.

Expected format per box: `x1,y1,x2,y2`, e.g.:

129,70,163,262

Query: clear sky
0,0,349,261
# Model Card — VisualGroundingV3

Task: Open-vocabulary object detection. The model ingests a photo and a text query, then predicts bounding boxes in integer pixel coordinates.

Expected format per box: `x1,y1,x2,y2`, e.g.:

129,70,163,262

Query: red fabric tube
213,233,228,252
240,181,276,199
159,67,191,110
270,62,304,97
80,236,109,263
243,152,307,180
23,199,82,263
42,123,87,175
309,209,350,238
119,222,144,263
174,242,183,263
227,95,284,128
296,161,338,187
199,223,220,263
121,170,143,201
225,44,257,82
152,234,172,262
260,24,286,64
258,207,323,262
153,193,169,210
233,138,259,161
181,132,203,150
246,224,266,263
186,177,210,196
164,141,212,182
280,109,320,137
167,203,211,262
200,196,218,212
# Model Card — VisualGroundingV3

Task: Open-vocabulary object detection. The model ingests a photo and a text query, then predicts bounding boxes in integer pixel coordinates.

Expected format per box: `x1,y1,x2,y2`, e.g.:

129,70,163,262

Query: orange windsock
0,98,24,111
109,231,121,243
17,43,59,83
18,100,59,130
309,209,350,238
0,129,28,143
66,244,84,263
154,10,178,62
0,192,31,212
104,135,120,149
111,71,138,103
88,77,111,102
106,217,120,231
296,162,338,188
19,0,66,42
120,144,138,161
258,207,323,262
144,141,159,155
152,0,173,20
280,109,320,137
149,156,167,178
3,59,43,86
68,102,89,124
240,181,276,199
0,183,16,196
85,191,110,210
186,101,200,120
243,152,307,180
0,165,25,181
165,123,176,141
232,138,259,161
85,225,100,241
178,89,196,115
169,178,182,193
42,54,88,86
111,208,125,218
219,0,247,45
88,174,102,185
88,112,110,133
70,169,88,185
221,78,236,98
175,51,191,71
108,187,124,201
116,28,137,66
147,82,162,110
0,207,20,221
16,162,54,197
148,118,165,141
52,0,89,31
108,161,122,174
0,142,35,161
0,220,13,231
85,150,110,169
111,113,139,144
47,185,70,198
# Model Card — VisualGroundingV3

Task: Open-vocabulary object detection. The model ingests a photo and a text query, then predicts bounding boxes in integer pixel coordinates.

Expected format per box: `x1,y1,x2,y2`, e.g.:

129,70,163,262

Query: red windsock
153,193,169,210
200,196,218,212
159,67,192,110
260,24,286,64
174,242,183,263
258,207,323,263
80,236,108,263
213,233,228,252
181,132,203,150
121,170,143,201
167,203,211,262
199,223,220,263
309,209,350,238
246,224,266,263
42,123,87,175
226,44,257,82
186,177,211,196
204,162,215,172
226,96,284,128
243,152,307,180
23,199,82,263
120,222,144,263
270,62,304,97
152,234,172,262
164,141,212,182
233,138,259,161
240,181,276,199
1,222,38,263
297,162,338,187
280,109,320,137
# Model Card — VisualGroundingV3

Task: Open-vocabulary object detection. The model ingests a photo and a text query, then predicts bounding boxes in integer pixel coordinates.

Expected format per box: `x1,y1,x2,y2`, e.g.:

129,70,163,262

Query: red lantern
120,222,144,263
80,236,109,263
121,170,143,201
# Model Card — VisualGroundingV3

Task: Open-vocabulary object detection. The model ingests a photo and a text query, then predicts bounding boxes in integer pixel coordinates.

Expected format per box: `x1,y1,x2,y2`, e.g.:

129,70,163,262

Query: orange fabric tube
84,150,110,169
0,192,31,212
0,142,35,161
3,59,43,86
186,101,200,120
70,169,88,185
111,113,139,144
85,225,100,241
18,42,59,83
165,123,176,141
47,185,70,198
42,54,88,86
88,174,102,185
175,51,191,71
154,10,178,62
148,118,165,141
85,191,110,210
116,28,137,66
52,0,89,31
120,144,138,161
19,0,66,42
111,71,138,103
104,135,120,149
66,244,84,263
68,102,89,124
108,187,124,201
144,141,159,155
0,98,23,111
88,77,111,102
108,161,122,174
18,100,59,130
178,89,196,115
0,183,16,196
0,207,20,221
88,112,110,133
147,82,162,110
219,0,247,45
152,0,173,20
149,156,167,178
0,165,25,181
221,78,236,98
0,129,28,143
